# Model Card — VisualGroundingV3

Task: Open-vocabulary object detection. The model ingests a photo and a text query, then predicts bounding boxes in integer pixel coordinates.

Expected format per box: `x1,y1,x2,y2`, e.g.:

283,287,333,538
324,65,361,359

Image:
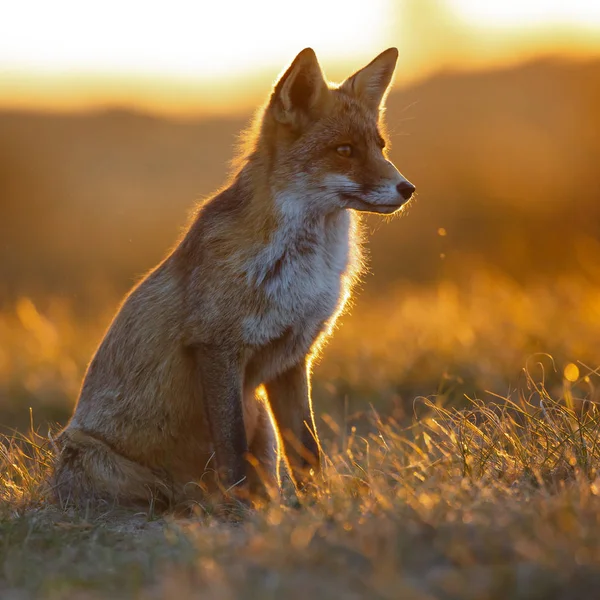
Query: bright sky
449,0,600,27
1,0,600,115
0,0,387,78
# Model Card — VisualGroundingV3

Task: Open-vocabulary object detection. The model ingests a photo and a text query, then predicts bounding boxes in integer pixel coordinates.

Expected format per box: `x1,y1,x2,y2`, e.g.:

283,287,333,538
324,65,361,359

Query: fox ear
270,48,328,126
342,48,398,111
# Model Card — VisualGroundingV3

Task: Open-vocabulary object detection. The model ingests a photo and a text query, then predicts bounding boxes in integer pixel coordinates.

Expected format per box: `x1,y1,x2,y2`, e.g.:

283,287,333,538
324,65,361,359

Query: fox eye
336,144,353,158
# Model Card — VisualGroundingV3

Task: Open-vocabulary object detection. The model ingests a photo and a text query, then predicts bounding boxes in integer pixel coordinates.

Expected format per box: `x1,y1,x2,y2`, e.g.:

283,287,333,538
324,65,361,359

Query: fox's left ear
342,48,398,111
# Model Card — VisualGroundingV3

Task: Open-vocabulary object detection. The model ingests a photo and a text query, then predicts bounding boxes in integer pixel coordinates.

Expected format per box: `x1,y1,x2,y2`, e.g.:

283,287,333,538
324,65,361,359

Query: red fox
52,47,415,510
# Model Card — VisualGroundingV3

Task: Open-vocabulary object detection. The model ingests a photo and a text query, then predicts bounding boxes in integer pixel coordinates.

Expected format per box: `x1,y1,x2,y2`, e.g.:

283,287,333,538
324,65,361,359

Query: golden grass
2,375,600,598
322,271,600,393
3,270,600,426
2,271,600,598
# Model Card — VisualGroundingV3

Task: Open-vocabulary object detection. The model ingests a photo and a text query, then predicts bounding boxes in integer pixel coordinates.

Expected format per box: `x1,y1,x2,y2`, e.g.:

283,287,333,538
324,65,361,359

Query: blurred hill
1,58,599,306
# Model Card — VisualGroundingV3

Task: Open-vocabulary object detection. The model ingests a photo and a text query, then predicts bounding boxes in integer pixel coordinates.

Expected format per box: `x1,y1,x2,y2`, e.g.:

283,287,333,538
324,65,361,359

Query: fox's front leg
265,358,321,488
194,344,249,498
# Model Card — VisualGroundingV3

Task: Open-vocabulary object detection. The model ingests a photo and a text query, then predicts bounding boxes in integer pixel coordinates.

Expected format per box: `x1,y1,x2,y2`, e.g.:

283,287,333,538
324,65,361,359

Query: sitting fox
52,47,415,509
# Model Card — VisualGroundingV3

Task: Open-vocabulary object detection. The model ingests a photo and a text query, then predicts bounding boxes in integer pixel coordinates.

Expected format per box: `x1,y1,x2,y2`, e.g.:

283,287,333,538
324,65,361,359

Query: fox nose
397,180,416,201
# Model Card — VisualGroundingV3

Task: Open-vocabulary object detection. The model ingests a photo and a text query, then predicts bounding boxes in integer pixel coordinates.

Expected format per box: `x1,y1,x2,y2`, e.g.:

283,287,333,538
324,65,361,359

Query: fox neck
232,156,361,292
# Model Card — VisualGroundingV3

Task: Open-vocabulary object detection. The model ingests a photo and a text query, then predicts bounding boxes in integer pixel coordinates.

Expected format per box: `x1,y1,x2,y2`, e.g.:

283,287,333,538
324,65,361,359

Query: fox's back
66,264,210,472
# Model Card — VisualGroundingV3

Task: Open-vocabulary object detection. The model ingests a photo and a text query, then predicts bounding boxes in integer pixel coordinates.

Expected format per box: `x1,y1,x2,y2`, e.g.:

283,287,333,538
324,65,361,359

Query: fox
51,47,415,511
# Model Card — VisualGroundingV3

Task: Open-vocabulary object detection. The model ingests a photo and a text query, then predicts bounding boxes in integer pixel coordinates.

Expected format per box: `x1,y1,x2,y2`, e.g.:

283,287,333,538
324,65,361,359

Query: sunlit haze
2,0,600,115
449,0,600,27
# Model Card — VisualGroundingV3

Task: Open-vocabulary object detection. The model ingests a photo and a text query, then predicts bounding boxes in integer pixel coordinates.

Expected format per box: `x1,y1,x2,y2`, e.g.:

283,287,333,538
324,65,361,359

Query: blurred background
1,0,600,432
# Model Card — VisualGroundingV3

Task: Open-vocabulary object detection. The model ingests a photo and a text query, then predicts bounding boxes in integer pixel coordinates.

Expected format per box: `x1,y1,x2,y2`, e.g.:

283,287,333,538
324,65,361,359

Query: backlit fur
52,47,415,510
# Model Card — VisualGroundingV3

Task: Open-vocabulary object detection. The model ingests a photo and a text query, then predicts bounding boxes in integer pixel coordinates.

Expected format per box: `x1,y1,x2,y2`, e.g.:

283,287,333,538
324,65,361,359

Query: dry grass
2,272,600,598
320,271,600,406
3,271,600,427
3,378,600,599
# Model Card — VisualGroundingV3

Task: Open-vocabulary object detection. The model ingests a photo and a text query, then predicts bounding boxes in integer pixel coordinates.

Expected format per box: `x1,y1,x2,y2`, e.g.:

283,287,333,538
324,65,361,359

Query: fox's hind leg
51,428,172,510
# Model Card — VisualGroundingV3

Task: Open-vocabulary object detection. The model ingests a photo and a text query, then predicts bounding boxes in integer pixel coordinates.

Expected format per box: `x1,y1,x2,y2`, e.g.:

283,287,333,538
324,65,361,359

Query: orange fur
52,48,415,511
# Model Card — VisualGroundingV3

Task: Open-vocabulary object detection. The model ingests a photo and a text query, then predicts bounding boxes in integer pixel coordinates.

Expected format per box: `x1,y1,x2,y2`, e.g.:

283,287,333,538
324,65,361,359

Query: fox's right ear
270,48,329,127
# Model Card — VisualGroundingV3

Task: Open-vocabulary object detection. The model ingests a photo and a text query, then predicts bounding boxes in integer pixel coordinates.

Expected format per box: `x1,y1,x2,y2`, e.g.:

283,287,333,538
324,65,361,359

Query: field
1,58,600,598
2,272,600,599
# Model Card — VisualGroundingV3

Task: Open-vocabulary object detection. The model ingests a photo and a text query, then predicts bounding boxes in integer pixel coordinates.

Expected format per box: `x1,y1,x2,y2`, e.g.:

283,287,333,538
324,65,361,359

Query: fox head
260,48,415,216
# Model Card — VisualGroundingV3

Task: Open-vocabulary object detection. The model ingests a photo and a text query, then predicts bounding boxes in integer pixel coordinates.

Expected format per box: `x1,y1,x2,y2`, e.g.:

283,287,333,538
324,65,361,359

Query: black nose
397,180,415,201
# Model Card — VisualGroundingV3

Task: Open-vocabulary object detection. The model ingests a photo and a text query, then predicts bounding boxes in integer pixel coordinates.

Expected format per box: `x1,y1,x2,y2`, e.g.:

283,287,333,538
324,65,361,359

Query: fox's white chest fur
243,193,357,347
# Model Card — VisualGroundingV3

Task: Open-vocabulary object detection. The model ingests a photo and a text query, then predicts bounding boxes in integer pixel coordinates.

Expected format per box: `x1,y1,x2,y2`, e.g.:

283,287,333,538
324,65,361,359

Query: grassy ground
3,384,600,599
2,273,600,598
